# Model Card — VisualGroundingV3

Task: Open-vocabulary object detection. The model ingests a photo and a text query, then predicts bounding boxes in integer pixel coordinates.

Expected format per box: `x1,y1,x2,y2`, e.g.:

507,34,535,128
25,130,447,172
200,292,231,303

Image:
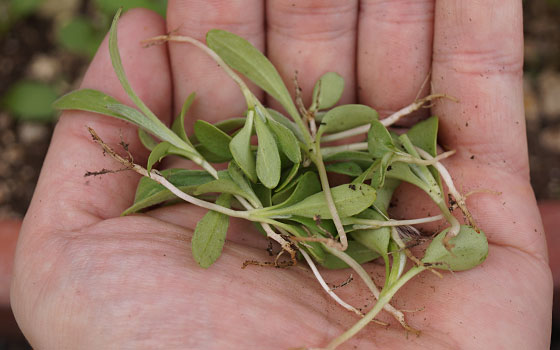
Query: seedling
53,9,489,349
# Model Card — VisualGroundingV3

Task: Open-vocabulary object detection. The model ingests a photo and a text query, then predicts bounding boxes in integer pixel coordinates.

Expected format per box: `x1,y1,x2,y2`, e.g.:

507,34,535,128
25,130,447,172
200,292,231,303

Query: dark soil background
0,0,559,348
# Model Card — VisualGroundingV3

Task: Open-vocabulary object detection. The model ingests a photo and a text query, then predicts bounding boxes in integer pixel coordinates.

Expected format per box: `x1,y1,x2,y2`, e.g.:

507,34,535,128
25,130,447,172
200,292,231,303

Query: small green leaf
229,111,257,182
350,209,390,256
319,240,380,269
266,116,301,163
206,30,300,121
317,104,378,138
325,162,363,177
193,177,253,200
386,162,427,191
368,119,395,158
269,171,321,210
266,108,305,142
422,226,488,271
53,89,124,119
147,142,197,172
172,93,195,144
407,116,438,157
195,144,232,163
260,183,376,219
122,169,215,215
372,178,400,215
192,193,232,268
253,184,272,207
3,81,58,121
194,120,233,159
138,128,158,151
275,161,300,193
254,113,281,189
311,72,344,110
228,161,261,207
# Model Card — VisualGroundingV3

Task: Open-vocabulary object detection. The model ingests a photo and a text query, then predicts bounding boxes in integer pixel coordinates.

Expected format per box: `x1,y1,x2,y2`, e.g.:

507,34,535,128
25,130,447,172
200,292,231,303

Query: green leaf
266,108,305,142
269,171,321,209
192,193,232,268
368,119,395,158
195,144,232,163
138,128,158,151
253,184,272,207
227,161,261,207
172,93,195,144
350,209,390,256
194,120,233,159
372,178,400,215
266,117,301,163
206,30,300,120
407,116,438,157
122,169,215,215
275,161,300,193
229,111,257,182
260,183,376,219
254,113,281,189
53,89,124,119
325,162,363,177
386,162,427,191
317,104,378,138
422,226,488,271
320,240,380,269
311,72,344,110
3,81,58,121
147,141,196,172
57,17,103,57
193,177,253,200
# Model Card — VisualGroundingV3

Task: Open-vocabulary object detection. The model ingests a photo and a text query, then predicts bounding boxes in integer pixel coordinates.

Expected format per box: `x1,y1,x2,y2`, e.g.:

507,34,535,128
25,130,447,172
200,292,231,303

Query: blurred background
0,0,559,348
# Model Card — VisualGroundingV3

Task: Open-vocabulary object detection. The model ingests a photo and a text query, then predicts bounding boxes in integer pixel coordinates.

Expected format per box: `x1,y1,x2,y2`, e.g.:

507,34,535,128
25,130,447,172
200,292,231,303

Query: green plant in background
2,81,58,122
53,9,489,349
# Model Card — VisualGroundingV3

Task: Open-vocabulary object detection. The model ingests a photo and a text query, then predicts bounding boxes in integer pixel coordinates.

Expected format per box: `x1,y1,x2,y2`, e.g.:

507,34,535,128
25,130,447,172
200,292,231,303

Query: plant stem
325,265,425,350
320,142,368,157
345,214,444,229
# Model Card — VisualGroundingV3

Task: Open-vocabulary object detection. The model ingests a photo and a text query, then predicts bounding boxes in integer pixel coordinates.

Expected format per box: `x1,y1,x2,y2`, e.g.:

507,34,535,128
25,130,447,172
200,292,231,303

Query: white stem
348,214,444,229
381,94,450,128
321,142,368,157
393,150,455,166
321,124,370,143
299,249,363,317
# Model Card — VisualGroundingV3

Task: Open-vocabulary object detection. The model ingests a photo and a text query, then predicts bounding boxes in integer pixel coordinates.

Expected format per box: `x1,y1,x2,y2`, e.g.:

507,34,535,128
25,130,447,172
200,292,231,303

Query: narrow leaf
147,141,201,172
138,128,158,151
53,88,127,120
254,113,281,188
350,209,390,256
368,119,395,158
275,161,300,192
192,193,232,268
229,111,257,182
193,178,253,201
325,162,363,177
267,117,301,163
269,171,321,209
228,161,261,207
206,30,300,121
172,93,196,144
319,240,380,269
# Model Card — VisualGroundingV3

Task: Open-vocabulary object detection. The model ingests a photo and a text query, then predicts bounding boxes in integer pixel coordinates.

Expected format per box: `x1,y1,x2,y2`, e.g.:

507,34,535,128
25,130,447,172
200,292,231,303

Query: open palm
11,1,552,349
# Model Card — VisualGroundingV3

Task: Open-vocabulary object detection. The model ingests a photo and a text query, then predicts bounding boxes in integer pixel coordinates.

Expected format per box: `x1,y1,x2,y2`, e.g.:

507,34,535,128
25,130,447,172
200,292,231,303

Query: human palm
11,1,552,349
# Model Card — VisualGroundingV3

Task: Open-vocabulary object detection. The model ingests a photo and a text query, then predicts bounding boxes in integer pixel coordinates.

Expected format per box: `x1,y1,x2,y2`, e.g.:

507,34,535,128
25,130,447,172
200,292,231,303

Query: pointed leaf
138,128,158,151
266,108,305,142
228,161,261,207
229,111,257,182
194,120,233,158
350,209,390,256
267,117,301,163
269,171,321,209
368,119,395,158
311,72,344,110
192,193,232,268
147,141,198,172
275,161,300,192
325,162,363,177
122,169,215,215
254,113,281,188
193,177,252,200
206,30,300,120
319,240,380,269
172,93,195,144
261,183,376,219
53,88,124,119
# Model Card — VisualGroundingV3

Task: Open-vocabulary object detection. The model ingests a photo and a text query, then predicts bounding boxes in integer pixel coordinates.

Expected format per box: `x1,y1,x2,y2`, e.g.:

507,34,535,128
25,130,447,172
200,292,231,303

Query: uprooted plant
53,9,489,349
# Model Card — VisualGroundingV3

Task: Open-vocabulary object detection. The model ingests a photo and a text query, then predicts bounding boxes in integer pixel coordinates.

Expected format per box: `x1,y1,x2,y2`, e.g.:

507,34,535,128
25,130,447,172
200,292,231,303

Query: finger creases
357,0,435,120
26,9,172,231
431,0,527,176
166,0,265,126
266,0,358,109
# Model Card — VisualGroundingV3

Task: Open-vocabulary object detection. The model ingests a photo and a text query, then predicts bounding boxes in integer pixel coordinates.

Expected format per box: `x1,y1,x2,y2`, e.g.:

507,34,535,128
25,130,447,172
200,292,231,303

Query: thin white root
299,249,364,318
348,214,444,230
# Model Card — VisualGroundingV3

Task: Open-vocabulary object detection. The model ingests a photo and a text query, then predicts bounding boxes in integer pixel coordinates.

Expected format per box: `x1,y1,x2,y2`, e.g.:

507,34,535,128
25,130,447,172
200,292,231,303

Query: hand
11,1,552,349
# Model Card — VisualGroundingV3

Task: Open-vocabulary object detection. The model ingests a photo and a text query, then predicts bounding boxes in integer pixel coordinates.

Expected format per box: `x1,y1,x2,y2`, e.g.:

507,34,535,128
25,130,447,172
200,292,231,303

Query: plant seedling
53,9,489,349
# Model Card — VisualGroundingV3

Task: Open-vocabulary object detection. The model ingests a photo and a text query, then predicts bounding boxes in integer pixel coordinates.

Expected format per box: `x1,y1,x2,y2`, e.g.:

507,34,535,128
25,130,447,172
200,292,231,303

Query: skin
10,1,552,349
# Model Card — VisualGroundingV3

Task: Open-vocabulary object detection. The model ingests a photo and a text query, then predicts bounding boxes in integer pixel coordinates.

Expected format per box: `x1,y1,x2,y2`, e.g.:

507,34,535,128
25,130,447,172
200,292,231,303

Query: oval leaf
318,104,378,137
194,120,233,158
422,225,488,271
311,72,345,110
254,113,281,188
192,193,232,268
229,111,257,182
325,162,363,177
267,117,301,163
368,119,395,158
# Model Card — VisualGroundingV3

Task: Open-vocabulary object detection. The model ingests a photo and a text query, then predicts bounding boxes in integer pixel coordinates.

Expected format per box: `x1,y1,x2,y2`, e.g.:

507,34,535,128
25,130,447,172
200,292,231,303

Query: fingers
166,0,264,128
23,9,172,232
357,0,435,119
431,0,527,176
266,0,358,108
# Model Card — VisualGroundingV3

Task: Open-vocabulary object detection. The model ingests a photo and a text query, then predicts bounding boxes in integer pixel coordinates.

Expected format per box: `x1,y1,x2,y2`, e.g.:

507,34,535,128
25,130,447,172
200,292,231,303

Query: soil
0,1,559,348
